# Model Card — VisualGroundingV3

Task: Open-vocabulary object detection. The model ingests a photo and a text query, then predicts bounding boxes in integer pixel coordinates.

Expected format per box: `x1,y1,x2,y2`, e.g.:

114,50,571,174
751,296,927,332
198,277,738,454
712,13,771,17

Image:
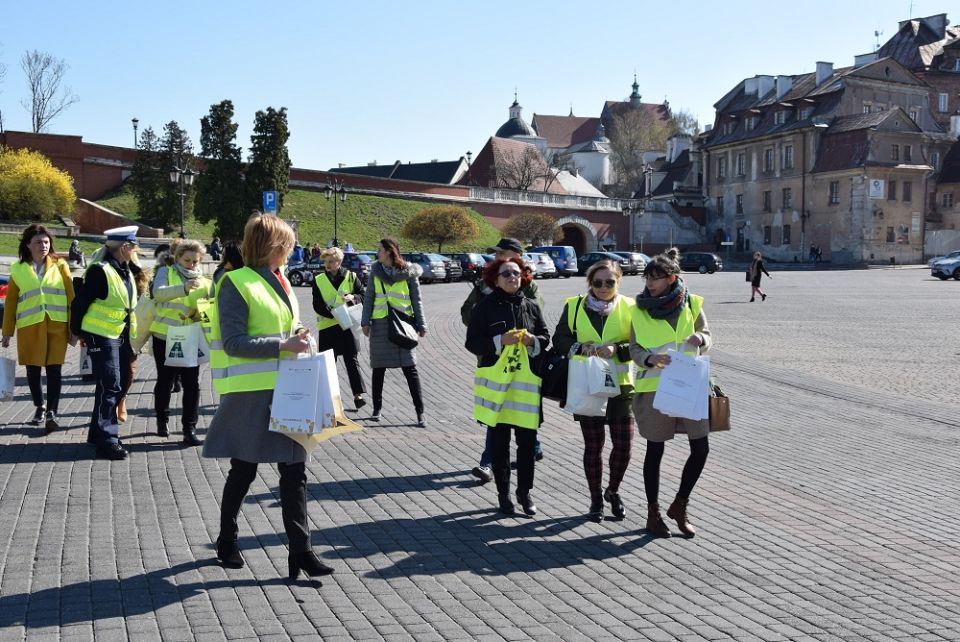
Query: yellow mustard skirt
16,319,69,367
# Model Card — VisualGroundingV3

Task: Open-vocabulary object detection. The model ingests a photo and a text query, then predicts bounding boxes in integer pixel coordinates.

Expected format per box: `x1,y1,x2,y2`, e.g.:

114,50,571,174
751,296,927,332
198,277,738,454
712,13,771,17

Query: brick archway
555,216,598,255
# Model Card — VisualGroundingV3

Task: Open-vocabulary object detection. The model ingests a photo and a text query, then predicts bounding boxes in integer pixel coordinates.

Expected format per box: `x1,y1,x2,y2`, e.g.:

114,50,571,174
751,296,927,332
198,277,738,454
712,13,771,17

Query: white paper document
652,350,710,420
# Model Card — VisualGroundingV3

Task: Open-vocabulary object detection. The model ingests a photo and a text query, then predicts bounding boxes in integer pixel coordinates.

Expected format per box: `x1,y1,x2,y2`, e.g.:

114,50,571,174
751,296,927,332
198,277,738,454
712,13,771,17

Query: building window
745,116,756,131
862,102,872,113
891,144,899,161
763,190,772,212
717,196,724,216
763,148,774,172
799,107,812,120
774,110,786,125
782,187,792,209
782,145,794,170
763,225,772,244
944,193,955,209
874,105,885,112
886,226,895,242
782,224,791,245
736,194,744,213
909,108,919,123
717,157,727,179
904,145,912,162
955,59,960,71
829,180,840,204
736,152,746,176
903,181,912,202
932,152,941,171
888,180,897,201
939,93,949,112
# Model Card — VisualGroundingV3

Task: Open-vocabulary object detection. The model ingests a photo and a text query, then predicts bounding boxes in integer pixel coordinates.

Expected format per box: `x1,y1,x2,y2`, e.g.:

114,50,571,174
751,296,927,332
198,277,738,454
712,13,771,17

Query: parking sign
262,191,278,214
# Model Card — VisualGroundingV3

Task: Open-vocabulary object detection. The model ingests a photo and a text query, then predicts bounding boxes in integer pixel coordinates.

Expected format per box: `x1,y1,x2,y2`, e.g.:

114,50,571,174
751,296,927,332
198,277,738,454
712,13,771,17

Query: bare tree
20,50,78,133
608,106,700,197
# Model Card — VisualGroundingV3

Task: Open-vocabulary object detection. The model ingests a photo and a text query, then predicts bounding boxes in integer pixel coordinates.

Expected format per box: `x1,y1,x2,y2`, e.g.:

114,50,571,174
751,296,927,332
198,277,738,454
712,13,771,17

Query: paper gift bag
563,358,608,417
0,355,15,401
164,324,201,368
79,346,94,377
709,384,731,432
331,303,362,331
586,356,620,398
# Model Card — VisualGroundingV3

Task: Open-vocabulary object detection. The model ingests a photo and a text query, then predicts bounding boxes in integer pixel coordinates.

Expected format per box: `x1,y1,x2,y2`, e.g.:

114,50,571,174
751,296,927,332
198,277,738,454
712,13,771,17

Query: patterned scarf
635,278,688,319
584,292,617,316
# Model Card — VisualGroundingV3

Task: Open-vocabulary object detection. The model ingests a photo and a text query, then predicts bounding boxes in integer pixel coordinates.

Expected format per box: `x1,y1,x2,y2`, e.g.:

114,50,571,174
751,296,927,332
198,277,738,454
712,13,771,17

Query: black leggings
371,366,423,414
26,365,62,412
643,436,709,504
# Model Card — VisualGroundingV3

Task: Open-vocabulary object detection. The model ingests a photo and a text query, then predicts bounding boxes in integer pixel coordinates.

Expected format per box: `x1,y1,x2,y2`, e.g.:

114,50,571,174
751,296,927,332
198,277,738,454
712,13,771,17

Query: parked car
931,253,960,280
637,252,652,265
285,252,372,287
928,250,960,267
523,252,557,278
429,253,462,282
401,252,446,284
611,251,647,275
576,251,631,276
679,252,724,274
0,274,7,313
529,245,578,277
446,252,486,282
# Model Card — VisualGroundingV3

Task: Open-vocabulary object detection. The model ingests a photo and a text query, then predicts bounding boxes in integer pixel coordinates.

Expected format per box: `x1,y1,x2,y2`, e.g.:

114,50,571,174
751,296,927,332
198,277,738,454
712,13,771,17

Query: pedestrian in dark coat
360,238,427,426
312,246,367,409
749,251,771,302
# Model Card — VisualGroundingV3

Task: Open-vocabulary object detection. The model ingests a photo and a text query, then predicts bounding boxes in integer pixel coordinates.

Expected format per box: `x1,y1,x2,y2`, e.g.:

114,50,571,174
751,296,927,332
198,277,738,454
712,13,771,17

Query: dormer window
745,116,757,131
774,111,786,125
799,107,812,120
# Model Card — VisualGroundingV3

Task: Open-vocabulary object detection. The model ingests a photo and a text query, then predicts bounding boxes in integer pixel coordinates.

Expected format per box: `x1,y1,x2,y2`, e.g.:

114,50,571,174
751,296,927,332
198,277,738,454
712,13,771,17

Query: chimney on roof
776,75,792,99
918,14,948,39
854,52,878,68
431,159,438,163
367,161,377,166
816,61,834,86
744,77,758,96
756,75,774,99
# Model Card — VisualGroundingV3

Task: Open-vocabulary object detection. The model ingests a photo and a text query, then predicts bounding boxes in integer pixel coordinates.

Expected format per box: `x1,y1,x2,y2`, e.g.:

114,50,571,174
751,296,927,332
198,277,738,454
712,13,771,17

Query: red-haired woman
465,258,549,516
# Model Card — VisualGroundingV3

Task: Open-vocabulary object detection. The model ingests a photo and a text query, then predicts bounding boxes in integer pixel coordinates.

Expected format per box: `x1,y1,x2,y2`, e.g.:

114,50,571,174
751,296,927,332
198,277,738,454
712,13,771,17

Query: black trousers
489,424,537,495
26,365,62,412
372,365,423,414
152,337,200,427
219,458,310,554
341,352,366,397
643,436,710,504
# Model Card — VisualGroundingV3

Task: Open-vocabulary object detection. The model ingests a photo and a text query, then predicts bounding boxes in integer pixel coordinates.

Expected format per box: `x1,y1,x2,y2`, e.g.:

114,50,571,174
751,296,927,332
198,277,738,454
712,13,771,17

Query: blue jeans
84,332,132,446
480,426,541,467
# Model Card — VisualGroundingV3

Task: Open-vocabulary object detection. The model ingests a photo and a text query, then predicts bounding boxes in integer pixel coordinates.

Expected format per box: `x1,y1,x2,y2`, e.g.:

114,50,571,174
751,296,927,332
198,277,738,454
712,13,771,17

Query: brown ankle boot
646,503,671,538
666,496,696,538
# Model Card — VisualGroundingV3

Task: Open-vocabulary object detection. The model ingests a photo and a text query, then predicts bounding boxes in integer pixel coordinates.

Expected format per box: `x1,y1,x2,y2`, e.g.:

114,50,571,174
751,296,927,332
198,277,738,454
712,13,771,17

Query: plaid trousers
579,417,634,501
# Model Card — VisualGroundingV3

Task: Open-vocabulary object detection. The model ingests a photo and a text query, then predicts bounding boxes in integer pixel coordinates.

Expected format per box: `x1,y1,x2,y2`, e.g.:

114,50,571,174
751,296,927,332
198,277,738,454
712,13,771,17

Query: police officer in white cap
71,226,142,460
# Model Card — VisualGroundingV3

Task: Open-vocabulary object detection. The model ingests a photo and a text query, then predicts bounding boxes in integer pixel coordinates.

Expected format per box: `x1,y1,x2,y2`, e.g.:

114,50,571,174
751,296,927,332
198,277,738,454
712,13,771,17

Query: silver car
524,252,558,278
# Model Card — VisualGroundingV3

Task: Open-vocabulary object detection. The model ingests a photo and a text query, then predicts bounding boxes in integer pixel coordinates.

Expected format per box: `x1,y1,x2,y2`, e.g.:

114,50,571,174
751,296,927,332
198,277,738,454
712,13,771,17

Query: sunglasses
499,270,521,278
591,279,617,289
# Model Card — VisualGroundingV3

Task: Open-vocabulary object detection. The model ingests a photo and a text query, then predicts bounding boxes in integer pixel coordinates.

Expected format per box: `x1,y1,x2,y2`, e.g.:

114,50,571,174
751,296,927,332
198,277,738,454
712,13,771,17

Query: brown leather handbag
709,384,730,431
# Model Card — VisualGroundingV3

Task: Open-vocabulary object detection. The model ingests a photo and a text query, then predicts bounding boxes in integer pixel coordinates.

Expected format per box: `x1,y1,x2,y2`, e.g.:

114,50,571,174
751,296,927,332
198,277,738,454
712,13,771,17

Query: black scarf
636,278,689,319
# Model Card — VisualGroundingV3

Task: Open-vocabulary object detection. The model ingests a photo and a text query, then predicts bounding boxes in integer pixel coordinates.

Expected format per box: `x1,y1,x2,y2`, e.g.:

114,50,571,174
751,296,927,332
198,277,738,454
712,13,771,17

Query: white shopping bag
0,355,16,401
586,356,620,398
197,328,210,365
563,358,608,417
164,324,201,368
269,349,339,435
79,347,94,376
331,303,362,331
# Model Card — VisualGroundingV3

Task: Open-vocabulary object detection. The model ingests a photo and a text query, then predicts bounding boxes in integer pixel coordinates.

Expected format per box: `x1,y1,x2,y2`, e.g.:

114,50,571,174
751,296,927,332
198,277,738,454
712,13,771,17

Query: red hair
482,257,533,289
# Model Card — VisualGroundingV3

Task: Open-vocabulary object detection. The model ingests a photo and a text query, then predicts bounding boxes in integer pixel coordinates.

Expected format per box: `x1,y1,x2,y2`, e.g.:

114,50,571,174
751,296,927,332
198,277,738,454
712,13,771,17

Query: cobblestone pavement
1,268,959,641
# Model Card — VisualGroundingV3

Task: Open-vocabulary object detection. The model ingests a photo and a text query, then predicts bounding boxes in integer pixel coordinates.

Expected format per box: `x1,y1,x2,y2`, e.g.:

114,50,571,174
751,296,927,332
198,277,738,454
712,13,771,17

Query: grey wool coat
360,261,425,369
201,266,307,464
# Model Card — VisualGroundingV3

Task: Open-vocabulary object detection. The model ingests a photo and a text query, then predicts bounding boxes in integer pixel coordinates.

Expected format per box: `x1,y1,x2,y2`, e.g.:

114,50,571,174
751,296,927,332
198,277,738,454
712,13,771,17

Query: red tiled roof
531,115,600,148
461,137,568,195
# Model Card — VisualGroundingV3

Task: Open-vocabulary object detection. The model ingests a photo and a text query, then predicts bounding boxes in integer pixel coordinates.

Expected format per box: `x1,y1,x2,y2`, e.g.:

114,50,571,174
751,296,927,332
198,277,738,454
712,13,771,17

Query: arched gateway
555,216,598,255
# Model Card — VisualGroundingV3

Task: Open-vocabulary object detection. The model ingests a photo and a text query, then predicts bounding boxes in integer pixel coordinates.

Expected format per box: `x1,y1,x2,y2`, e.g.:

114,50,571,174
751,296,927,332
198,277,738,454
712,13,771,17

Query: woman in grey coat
360,238,427,426
202,213,334,581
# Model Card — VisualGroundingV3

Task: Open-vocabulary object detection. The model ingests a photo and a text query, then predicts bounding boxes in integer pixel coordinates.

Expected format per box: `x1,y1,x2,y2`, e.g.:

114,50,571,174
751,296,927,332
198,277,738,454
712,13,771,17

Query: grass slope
98,186,502,253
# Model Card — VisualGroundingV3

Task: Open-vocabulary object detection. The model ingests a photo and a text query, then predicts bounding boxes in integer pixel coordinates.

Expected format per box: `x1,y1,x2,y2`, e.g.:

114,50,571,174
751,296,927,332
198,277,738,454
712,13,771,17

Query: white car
524,252,557,278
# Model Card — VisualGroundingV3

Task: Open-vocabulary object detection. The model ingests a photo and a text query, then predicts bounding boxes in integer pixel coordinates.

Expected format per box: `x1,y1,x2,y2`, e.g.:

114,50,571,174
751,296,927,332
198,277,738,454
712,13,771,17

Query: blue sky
0,1,938,170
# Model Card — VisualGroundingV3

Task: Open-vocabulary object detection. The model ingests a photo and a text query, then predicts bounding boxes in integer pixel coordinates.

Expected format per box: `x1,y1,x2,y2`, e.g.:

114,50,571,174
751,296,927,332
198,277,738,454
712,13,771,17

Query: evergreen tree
128,127,168,226
195,99,244,240
158,120,195,232
245,106,291,214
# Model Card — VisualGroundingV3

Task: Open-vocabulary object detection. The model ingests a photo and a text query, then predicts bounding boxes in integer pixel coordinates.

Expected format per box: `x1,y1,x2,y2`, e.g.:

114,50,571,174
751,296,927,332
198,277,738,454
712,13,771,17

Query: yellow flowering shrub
0,146,76,222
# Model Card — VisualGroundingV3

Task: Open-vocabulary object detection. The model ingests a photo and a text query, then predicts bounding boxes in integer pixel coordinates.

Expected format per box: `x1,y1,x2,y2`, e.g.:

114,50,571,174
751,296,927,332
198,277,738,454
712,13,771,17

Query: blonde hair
320,246,344,262
585,260,622,285
175,239,205,260
241,213,296,267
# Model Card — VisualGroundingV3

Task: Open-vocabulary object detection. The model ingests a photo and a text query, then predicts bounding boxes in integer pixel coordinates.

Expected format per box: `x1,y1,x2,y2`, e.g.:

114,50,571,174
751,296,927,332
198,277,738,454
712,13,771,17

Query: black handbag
539,296,583,403
380,280,419,349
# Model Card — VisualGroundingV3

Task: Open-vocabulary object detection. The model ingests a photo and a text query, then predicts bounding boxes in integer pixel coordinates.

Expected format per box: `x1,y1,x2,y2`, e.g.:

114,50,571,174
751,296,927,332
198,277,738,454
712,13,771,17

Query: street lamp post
132,118,139,148
169,165,195,239
324,178,347,247
622,201,644,252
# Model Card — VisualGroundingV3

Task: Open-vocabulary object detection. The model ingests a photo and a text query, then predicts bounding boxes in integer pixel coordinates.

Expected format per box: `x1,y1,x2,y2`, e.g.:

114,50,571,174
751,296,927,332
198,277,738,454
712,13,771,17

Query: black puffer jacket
465,287,550,370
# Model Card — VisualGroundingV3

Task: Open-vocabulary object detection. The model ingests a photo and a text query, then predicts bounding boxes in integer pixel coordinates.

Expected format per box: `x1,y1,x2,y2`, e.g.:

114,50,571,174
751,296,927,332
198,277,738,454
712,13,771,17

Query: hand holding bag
586,356,620,398
563,356,608,417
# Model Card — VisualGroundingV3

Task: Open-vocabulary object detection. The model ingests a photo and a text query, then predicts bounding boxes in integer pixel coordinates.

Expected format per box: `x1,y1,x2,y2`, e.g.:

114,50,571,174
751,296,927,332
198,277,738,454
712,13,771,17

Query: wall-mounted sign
868,179,884,199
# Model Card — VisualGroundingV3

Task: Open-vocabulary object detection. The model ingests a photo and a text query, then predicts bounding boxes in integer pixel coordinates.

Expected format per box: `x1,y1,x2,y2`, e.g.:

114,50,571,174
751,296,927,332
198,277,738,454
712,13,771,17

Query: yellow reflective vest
565,294,636,387
149,267,211,338
9,259,69,329
631,294,704,393
474,341,543,430
81,261,138,339
371,277,412,319
315,270,357,331
209,267,299,395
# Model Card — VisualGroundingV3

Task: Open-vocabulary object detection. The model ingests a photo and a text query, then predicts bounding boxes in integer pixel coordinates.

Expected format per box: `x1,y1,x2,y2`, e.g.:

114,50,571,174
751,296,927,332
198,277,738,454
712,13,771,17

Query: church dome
496,98,536,138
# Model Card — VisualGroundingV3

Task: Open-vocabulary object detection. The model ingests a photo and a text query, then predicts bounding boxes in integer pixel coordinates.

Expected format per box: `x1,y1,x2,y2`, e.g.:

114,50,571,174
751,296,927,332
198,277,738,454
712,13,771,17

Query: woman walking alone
748,251,771,302
630,248,712,538
2,225,76,431
360,238,427,426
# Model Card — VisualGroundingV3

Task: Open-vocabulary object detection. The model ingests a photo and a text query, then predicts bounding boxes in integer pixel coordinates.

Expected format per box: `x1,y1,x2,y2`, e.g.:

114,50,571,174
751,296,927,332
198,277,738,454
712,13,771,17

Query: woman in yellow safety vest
1,224,76,432
629,248,712,539
202,213,333,581
149,239,210,446
311,246,366,409
551,260,636,523
466,257,550,516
